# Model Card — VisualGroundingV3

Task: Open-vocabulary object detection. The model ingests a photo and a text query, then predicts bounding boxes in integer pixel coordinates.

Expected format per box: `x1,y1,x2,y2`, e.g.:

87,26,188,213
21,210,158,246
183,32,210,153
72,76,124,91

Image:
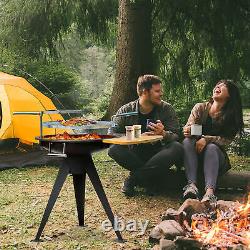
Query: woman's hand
183,126,191,137
196,138,207,153
146,120,165,136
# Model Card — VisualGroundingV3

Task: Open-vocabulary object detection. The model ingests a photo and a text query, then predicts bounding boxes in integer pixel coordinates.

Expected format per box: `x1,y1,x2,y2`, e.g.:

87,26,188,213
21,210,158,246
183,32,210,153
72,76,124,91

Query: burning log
190,195,250,249
162,199,208,225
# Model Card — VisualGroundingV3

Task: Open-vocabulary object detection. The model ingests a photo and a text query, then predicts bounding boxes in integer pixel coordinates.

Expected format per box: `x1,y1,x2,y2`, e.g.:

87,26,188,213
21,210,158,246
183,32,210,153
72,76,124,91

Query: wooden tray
102,135,163,145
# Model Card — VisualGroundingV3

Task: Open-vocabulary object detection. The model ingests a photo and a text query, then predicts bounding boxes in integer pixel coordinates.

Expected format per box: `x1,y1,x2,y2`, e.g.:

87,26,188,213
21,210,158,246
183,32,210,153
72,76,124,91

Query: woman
182,80,244,203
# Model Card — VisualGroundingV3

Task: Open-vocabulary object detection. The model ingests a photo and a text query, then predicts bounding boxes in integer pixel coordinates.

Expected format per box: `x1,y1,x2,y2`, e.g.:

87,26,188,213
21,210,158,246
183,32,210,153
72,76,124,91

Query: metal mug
133,125,141,138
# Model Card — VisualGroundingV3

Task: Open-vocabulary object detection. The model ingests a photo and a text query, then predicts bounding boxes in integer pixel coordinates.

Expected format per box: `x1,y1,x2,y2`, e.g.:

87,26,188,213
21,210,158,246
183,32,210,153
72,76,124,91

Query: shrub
229,131,250,156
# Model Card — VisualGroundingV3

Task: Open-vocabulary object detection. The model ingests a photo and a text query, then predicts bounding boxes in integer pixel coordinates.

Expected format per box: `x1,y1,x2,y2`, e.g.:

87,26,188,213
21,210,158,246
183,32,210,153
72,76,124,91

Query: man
108,75,183,196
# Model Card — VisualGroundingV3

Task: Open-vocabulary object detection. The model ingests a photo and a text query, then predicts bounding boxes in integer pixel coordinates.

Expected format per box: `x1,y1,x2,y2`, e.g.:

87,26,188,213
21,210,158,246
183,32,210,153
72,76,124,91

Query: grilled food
46,132,101,140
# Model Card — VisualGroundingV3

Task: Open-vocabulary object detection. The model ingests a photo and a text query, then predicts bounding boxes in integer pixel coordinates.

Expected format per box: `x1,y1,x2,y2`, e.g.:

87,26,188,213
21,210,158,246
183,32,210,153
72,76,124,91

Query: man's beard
149,98,161,106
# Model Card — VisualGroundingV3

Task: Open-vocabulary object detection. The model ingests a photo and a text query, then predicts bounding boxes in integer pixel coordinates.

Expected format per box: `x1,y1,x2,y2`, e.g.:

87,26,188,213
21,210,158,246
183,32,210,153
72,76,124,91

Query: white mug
191,124,202,136
125,126,134,140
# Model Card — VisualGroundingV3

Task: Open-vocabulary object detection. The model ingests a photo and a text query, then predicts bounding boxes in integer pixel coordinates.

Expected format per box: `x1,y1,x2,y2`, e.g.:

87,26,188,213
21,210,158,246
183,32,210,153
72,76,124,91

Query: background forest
0,0,249,126
0,2,249,249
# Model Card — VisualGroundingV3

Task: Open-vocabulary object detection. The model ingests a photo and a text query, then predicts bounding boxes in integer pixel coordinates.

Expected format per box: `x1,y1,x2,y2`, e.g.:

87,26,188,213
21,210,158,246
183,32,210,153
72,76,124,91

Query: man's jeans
108,141,184,185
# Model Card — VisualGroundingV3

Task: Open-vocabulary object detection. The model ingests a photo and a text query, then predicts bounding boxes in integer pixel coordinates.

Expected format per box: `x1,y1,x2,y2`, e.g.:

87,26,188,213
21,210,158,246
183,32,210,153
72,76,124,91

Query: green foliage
0,47,16,71
0,51,81,110
26,62,83,109
0,29,115,115
1,0,250,116
152,0,250,106
58,35,116,117
0,0,118,58
75,0,118,43
229,132,250,157
0,43,30,74
240,81,250,107
0,0,75,57
26,63,75,93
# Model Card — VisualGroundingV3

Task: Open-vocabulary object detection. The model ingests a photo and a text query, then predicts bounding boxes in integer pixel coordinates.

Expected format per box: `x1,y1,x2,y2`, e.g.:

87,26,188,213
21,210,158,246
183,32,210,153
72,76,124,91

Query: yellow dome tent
0,71,64,144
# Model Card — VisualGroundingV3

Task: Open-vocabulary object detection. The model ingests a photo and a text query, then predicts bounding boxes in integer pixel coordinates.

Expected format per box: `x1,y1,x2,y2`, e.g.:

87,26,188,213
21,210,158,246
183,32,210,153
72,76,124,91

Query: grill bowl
37,134,114,155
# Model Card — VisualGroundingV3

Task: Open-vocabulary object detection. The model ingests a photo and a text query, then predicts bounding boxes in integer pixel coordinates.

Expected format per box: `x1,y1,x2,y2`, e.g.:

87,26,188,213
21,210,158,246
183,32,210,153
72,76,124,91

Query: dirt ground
0,150,249,250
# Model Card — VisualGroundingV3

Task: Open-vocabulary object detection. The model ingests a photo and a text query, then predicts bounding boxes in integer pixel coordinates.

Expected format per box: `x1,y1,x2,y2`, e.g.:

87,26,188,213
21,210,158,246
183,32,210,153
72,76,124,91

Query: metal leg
34,164,69,241
73,172,86,226
85,154,124,242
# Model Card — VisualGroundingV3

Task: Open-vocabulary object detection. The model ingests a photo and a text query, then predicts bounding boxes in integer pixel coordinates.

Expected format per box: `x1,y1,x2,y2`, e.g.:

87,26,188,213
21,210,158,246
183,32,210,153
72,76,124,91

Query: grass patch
0,150,249,249
229,154,250,171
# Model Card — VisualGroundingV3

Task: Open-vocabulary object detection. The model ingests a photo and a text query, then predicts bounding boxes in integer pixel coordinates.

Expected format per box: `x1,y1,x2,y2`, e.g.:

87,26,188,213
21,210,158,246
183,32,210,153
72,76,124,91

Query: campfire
150,194,250,250
189,194,250,248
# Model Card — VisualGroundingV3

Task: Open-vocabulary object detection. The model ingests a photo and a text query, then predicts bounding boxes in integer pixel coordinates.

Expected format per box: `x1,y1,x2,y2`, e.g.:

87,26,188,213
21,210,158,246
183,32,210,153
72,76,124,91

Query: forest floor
0,149,249,250
0,109,249,249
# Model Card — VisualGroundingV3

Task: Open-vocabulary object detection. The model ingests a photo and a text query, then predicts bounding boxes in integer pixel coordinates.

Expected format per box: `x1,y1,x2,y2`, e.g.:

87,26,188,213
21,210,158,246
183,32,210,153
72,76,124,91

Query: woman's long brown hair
215,80,244,137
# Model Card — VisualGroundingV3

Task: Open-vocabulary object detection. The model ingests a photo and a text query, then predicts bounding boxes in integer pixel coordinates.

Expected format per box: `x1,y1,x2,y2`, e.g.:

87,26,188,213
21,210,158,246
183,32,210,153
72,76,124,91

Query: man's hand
146,120,165,136
183,126,191,137
196,138,207,153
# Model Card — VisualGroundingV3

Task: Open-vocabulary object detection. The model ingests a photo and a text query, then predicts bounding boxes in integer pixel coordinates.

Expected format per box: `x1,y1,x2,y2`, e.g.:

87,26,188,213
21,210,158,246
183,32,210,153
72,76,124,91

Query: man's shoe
121,175,136,196
183,183,199,200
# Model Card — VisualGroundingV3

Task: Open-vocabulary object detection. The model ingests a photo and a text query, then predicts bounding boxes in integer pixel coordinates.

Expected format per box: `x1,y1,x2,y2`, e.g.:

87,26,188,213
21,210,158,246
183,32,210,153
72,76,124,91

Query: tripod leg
34,164,69,241
73,171,86,226
85,155,124,242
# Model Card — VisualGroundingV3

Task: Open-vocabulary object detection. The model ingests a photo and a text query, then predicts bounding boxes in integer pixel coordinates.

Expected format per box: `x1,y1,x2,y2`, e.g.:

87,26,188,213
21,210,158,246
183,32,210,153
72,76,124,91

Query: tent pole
40,111,43,138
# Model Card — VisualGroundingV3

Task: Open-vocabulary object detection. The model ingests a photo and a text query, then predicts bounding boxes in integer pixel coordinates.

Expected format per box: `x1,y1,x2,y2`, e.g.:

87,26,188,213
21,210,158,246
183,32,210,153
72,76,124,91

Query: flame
190,193,250,248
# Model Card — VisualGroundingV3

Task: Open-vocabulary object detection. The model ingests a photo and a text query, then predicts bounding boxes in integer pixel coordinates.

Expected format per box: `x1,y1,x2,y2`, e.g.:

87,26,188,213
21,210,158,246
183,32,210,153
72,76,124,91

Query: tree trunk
104,0,153,119
155,170,250,191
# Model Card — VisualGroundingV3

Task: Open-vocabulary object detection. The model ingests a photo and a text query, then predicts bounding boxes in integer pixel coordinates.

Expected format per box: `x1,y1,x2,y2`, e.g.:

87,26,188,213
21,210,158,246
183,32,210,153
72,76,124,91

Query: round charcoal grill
12,109,138,243
34,133,123,242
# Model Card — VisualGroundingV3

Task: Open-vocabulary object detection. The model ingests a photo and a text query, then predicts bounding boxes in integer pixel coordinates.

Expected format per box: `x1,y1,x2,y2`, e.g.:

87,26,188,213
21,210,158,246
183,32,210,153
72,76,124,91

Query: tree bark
104,0,153,119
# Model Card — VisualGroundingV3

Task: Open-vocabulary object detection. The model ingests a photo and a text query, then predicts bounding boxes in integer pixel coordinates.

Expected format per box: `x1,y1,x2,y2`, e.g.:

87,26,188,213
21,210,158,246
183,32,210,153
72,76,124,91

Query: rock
216,200,236,211
43,235,52,241
231,244,248,250
161,208,180,222
149,220,185,243
152,245,160,250
149,225,164,243
175,236,203,249
159,238,177,250
177,199,208,222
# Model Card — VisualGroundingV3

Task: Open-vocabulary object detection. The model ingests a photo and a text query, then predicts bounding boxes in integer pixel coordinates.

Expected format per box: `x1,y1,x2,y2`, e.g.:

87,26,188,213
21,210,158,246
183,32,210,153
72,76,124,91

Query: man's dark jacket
112,99,180,142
